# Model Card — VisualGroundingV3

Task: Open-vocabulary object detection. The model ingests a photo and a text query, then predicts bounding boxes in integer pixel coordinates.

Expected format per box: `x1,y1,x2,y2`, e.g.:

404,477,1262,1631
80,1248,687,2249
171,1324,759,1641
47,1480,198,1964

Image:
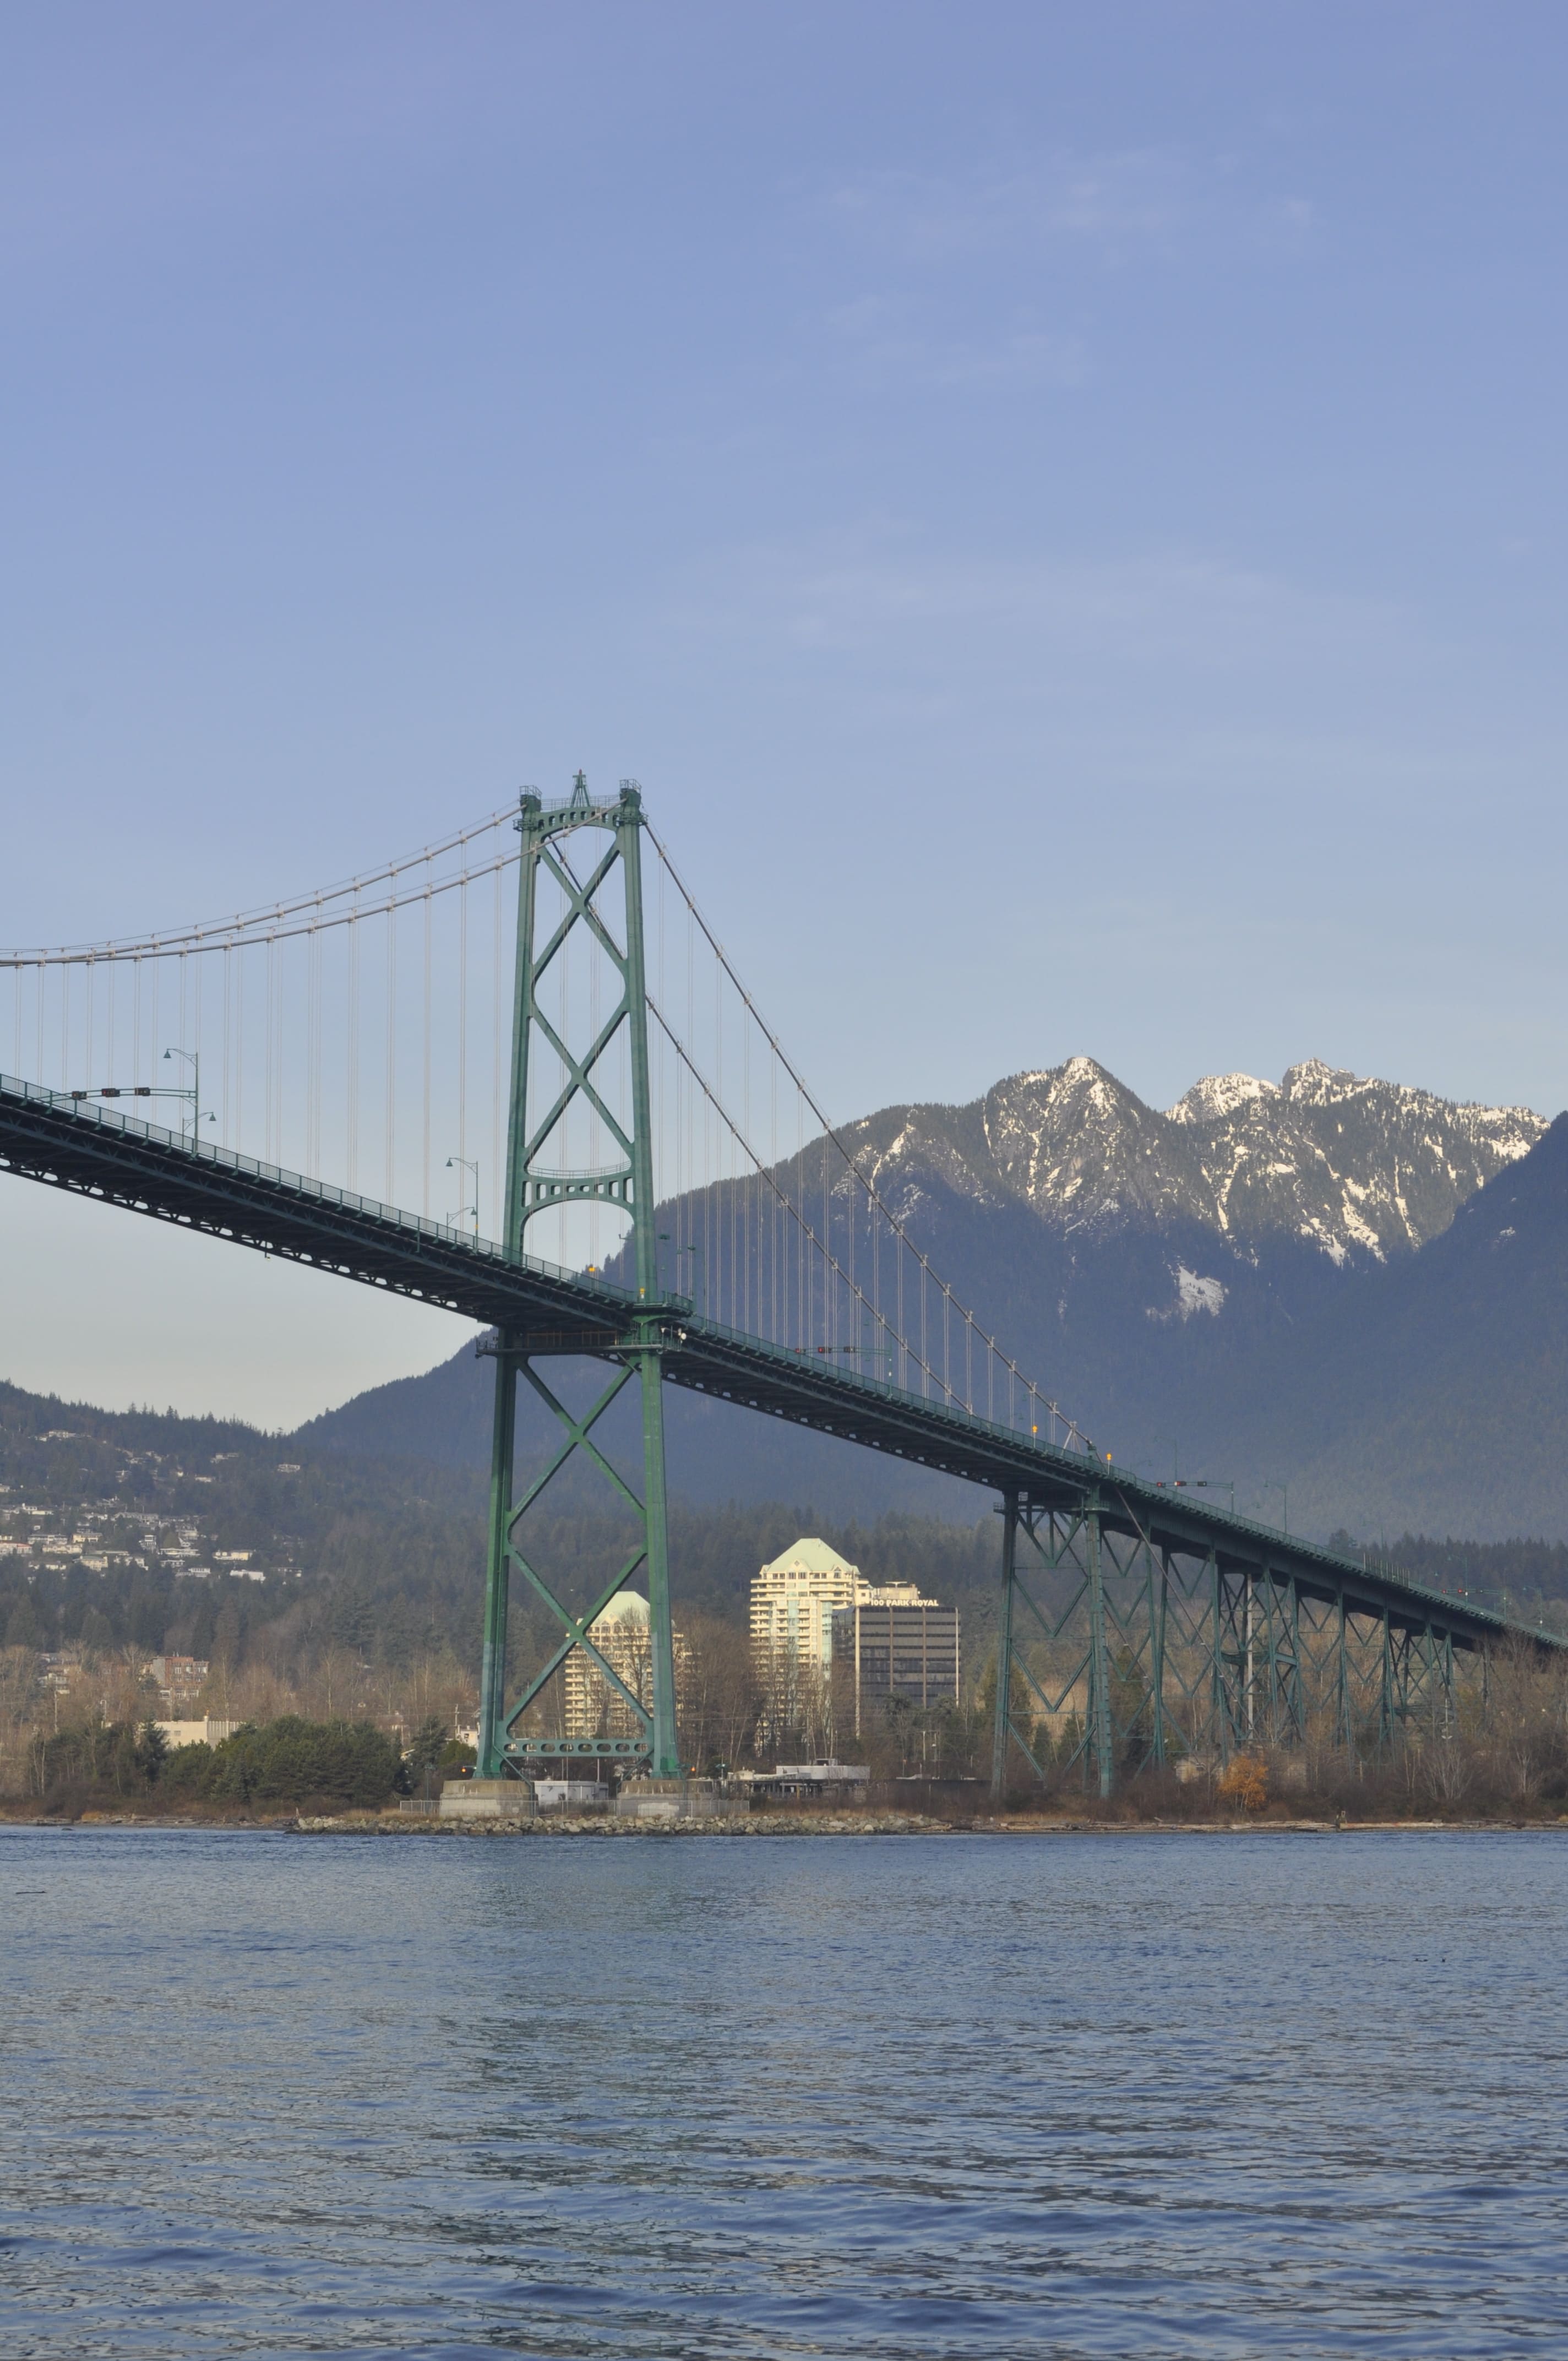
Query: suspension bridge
1,776,1555,1797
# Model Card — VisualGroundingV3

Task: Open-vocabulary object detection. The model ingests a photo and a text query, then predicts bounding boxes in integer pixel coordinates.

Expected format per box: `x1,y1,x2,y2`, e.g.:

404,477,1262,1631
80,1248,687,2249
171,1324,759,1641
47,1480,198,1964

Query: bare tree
680,1614,763,1770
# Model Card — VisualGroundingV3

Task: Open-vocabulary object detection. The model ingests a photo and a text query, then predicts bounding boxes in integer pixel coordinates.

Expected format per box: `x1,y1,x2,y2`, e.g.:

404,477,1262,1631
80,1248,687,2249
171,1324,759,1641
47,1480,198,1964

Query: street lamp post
445,1156,481,1238
162,1047,213,1144
1262,1480,1289,1536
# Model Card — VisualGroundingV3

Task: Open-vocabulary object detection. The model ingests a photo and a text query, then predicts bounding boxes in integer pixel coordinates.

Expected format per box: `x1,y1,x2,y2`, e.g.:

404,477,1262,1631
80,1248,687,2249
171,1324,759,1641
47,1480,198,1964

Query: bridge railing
0,1072,636,1306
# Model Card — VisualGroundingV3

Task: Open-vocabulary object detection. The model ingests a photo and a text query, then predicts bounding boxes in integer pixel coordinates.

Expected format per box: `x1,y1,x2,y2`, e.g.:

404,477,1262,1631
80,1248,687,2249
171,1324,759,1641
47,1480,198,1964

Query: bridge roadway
1,1070,1553,1660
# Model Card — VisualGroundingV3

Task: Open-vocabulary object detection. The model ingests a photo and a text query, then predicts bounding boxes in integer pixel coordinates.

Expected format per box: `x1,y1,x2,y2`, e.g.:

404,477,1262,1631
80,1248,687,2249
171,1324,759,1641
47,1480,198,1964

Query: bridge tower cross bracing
476,775,680,1782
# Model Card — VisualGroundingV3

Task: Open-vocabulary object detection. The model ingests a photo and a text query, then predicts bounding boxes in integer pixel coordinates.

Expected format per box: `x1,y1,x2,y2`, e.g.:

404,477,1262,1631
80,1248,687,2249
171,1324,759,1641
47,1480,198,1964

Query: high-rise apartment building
749,1537,865,1672
562,1590,690,1742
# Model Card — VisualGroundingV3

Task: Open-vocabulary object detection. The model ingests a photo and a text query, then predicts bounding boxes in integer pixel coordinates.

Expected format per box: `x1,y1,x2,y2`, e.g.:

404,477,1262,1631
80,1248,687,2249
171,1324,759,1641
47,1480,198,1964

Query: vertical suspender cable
821,1117,829,1353
657,855,667,1255
236,945,244,1152
714,956,725,1323
586,877,597,1272
385,905,396,1204
222,945,232,1144
265,938,276,1164
492,861,502,1239
276,933,286,1168
194,955,205,1136
896,1230,905,1393
558,863,568,1267
796,1087,804,1350
742,1010,750,1335
919,1261,926,1400
342,906,354,1190
458,873,468,1185
307,916,322,1177
422,872,432,1219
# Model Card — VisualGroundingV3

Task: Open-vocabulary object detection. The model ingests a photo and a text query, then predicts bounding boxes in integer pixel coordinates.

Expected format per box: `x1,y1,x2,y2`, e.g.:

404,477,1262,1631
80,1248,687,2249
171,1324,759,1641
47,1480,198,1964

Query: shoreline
4,1808,1568,1836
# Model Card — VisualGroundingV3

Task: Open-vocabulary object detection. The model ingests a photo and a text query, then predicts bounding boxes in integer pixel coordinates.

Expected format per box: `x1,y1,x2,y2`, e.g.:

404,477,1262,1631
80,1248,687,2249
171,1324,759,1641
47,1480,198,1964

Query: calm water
2,1826,1565,2359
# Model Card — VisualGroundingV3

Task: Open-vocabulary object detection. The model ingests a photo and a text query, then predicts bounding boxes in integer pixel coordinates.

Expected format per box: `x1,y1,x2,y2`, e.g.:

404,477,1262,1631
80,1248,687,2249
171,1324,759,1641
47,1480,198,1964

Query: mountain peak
1168,1071,1281,1125
841,1057,1545,1264
1281,1058,1366,1106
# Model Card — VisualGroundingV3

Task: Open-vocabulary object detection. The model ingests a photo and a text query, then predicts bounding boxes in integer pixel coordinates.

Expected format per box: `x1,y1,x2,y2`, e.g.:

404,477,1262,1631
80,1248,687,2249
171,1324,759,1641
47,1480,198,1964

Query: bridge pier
989,1492,1020,1798
1084,1504,1114,1800
476,1344,519,1776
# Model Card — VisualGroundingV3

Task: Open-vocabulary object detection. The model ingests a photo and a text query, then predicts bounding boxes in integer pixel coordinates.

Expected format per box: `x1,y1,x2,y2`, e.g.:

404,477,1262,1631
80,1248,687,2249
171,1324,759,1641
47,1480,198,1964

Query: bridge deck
0,1071,1550,1657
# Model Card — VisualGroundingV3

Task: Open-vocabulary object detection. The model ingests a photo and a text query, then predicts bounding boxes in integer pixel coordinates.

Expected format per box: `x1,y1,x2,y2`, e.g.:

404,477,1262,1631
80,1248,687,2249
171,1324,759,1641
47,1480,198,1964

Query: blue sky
3,2,1567,1421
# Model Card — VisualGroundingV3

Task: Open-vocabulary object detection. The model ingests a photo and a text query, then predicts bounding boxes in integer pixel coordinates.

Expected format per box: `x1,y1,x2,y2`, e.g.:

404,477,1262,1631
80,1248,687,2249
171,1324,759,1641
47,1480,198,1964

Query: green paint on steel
1085,1503,1114,1801
476,776,681,1782
985,1493,1520,1800
990,1492,1019,1796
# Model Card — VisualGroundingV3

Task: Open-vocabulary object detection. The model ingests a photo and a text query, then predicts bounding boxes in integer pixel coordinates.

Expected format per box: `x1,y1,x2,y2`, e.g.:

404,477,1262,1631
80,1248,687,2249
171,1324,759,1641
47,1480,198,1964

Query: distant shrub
162,1742,216,1798
1217,1754,1268,1812
25,1715,402,1811
208,1716,402,1808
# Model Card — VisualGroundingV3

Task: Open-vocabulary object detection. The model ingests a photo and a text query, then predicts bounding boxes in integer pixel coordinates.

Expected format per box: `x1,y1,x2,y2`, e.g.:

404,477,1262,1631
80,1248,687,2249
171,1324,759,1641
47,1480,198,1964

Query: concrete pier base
614,1778,745,1823
438,1777,537,1821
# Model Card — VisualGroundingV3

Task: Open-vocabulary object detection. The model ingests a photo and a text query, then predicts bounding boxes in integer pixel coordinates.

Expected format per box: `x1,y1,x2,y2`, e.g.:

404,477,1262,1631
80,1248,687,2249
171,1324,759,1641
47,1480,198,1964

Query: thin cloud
821,296,1088,391
667,538,1406,679
817,152,1317,267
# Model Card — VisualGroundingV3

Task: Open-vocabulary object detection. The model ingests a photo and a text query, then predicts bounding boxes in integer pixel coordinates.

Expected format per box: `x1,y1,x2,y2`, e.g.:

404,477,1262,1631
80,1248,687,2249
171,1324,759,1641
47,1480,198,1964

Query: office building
834,1592,960,1733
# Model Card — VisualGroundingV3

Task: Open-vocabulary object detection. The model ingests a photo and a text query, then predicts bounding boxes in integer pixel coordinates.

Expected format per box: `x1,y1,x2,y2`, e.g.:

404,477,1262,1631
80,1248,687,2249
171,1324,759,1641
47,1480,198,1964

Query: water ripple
1,1827,1566,2356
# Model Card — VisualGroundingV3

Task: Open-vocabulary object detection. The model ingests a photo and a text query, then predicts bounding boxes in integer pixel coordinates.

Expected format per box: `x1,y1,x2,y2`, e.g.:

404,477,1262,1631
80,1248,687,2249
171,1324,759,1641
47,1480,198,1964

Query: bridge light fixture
161,1046,213,1143
444,1155,480,1238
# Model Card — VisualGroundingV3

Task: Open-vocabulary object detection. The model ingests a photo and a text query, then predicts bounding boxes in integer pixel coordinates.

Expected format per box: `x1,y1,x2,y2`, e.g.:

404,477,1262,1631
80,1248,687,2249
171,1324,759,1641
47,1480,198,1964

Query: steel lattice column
476,777,680,1781
1085,1501,1114,1800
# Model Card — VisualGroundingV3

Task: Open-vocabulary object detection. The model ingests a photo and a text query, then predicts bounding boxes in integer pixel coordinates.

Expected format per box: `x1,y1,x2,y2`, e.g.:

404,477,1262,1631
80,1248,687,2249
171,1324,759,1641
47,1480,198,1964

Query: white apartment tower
750,1538,934,1739
563,1589,690,1743
750,1537,867,1671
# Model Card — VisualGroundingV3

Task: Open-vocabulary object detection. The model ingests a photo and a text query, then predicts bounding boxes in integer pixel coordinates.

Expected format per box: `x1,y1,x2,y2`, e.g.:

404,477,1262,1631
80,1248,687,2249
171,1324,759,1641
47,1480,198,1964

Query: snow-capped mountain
838,1056,1543,1267
302,1059,1568,1537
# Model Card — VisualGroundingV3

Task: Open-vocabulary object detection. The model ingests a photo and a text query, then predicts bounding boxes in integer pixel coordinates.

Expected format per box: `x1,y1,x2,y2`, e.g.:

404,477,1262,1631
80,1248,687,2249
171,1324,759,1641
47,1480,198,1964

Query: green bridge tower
475,775,681,1783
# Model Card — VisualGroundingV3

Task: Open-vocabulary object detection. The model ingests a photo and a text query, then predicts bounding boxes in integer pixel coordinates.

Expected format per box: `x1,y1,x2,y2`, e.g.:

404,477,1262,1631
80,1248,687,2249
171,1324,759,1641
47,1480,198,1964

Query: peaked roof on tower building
758,1537,861,1578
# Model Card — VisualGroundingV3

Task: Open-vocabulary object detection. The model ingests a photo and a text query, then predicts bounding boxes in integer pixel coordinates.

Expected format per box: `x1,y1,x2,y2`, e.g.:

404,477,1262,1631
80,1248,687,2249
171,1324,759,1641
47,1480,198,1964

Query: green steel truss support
990,1494,1474,1798
990,1499,1101,1796
1084,1503,1114,1799
476,776,681,1780
990,1493,1020,1795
